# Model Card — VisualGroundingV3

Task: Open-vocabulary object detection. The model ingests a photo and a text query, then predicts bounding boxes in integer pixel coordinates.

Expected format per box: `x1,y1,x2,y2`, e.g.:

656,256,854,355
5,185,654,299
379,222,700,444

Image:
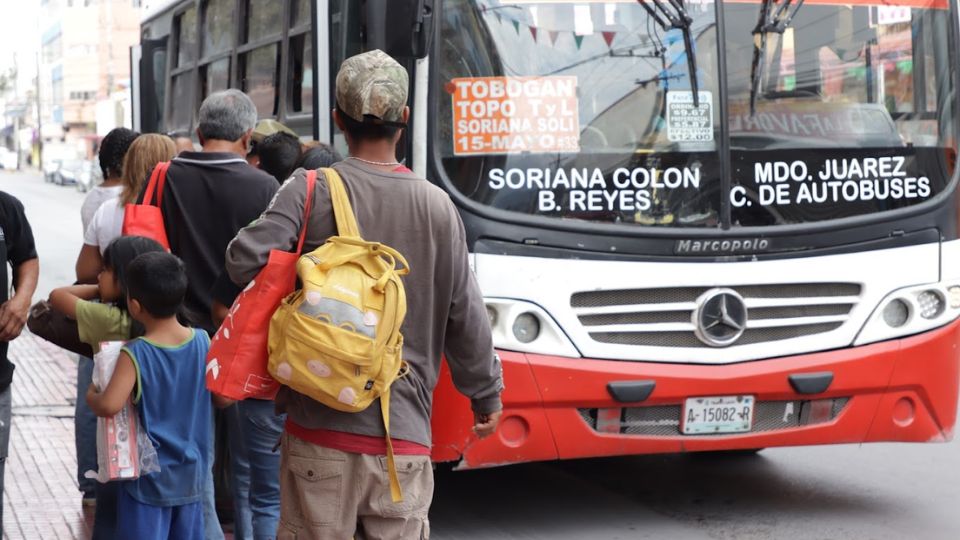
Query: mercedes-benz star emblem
693,288,748,347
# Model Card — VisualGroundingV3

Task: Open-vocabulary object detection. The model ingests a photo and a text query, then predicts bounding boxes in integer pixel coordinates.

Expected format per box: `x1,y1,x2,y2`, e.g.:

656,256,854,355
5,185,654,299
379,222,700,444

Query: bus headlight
484,298,580,357
882,299,910,328
512,313,540,343
855,284,960,346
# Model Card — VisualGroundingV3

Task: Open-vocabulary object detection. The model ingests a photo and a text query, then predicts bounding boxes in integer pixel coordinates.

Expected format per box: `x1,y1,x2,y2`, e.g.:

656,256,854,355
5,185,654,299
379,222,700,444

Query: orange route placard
451,76,580,155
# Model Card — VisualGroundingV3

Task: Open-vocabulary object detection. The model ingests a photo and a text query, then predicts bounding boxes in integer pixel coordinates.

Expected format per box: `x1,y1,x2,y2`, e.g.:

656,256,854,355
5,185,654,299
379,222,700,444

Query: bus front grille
571,283,861,348
576,398,850,437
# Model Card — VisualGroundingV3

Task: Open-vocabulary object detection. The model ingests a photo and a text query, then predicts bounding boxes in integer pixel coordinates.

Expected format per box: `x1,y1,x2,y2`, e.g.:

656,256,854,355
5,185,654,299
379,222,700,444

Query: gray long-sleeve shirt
225,159,503,446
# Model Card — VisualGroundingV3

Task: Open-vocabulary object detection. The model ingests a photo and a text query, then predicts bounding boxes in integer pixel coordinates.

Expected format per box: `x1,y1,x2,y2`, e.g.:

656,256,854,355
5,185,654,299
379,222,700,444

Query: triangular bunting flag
573,34,585,49
602,31,616,48
529,25,538,42
548,30,560,45
512,19,520,34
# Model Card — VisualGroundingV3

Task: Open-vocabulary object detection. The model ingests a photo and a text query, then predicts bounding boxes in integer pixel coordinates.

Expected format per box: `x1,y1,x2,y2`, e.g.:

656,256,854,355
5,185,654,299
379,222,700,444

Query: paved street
1,168,959,539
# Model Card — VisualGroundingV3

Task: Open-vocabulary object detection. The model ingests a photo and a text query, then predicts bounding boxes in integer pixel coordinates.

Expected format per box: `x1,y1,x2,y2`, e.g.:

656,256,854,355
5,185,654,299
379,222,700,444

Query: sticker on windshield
450,76,580,155
667,91,713,143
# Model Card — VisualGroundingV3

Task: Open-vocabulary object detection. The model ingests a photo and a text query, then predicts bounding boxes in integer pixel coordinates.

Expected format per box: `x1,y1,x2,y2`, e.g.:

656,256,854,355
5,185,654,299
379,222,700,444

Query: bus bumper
431,319,960,468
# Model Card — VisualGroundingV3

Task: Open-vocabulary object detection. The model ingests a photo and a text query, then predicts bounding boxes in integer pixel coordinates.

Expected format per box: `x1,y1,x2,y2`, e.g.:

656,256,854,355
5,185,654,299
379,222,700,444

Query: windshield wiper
750,0,805,115
636,0,700,107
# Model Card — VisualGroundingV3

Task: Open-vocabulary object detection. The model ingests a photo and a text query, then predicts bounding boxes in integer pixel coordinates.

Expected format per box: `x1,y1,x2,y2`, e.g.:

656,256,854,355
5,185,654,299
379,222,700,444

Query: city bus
132,0,960,468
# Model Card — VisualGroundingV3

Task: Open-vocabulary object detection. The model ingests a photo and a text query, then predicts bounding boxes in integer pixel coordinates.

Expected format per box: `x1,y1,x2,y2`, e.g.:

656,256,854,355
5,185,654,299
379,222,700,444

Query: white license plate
682,395,755,435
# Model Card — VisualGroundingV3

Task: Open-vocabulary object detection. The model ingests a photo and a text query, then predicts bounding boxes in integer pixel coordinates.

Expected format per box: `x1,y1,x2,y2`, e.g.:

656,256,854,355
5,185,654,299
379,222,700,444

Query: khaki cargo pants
277,432,433,540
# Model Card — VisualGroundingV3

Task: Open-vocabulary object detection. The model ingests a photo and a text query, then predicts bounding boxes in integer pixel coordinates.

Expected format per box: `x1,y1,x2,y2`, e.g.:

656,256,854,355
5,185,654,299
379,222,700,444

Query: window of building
68,91,97,101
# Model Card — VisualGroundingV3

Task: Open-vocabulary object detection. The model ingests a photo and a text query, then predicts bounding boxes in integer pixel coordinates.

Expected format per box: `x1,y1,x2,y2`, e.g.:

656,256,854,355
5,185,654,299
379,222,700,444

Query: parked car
75,160,102,192
43,158,63,182
0,147,17,170
54,159,82,185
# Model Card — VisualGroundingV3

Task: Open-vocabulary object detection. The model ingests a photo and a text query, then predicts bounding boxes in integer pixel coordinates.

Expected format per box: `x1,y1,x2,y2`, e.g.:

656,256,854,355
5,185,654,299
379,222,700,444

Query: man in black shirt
0,190,39,537
140,89,278,540
144,89,279,335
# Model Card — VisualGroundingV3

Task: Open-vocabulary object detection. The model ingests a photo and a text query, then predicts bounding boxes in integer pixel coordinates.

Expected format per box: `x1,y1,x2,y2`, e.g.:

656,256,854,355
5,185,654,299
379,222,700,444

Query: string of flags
479,4,619,50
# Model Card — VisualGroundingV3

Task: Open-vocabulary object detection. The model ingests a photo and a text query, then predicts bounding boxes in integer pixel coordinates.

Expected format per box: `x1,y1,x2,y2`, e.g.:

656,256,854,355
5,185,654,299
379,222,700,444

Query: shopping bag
86,341,160,483
122,161,170,249
205,170,317,400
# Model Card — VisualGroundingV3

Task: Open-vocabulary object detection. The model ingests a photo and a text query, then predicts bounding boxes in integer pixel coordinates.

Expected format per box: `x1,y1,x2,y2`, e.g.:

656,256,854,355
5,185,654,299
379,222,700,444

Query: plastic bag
84,341,160,483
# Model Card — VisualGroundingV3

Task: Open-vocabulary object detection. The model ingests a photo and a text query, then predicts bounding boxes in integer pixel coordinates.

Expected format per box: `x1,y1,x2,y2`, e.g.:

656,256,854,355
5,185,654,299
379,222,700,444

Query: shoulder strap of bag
143,161,171,207
298,171,317,253
382,390,403,502
320,167,360,239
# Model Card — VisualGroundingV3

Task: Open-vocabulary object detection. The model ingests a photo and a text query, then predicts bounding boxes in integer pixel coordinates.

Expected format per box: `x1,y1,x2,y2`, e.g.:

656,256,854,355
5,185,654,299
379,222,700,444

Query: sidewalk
3,332,92,540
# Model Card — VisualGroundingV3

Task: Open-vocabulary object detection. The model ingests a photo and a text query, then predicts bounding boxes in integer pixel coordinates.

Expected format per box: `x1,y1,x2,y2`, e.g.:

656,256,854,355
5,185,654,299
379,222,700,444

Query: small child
49,235,165,537
86,251,212,540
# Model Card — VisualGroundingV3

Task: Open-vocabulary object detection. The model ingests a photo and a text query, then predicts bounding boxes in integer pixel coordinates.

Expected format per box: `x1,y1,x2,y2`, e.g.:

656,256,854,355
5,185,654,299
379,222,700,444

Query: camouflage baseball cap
252,119,296,144
336,50,408,126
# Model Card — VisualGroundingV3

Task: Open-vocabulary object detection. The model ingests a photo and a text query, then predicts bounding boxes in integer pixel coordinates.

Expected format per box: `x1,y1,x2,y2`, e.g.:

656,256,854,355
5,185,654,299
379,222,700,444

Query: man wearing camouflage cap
225,50,504,539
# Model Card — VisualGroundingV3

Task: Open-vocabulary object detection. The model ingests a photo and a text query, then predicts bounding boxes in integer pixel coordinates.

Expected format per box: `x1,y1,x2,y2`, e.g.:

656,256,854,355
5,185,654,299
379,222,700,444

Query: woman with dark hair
81,128,140,234
74,127,139,510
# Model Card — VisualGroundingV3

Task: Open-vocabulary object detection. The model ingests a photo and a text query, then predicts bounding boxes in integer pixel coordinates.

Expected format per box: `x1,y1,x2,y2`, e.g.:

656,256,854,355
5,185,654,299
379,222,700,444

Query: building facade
39,0,142,159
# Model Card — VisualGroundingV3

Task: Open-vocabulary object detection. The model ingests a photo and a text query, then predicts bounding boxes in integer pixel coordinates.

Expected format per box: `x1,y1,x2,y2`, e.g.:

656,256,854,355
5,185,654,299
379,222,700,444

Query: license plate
682,395,755,435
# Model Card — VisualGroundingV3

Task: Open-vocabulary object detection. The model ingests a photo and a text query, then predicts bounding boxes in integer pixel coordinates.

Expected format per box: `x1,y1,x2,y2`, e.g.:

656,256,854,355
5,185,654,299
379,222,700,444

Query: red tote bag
123,161,171,249
205,170,317,400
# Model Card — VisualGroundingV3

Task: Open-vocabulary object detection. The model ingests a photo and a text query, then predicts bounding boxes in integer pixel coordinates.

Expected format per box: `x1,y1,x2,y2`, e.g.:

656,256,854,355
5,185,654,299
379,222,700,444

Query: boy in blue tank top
86,251,212,539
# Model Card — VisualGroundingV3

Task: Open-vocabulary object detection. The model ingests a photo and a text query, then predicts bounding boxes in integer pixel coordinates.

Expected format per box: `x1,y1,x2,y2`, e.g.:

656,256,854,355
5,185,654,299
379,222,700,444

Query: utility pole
12,52,19,171
35,50,42,168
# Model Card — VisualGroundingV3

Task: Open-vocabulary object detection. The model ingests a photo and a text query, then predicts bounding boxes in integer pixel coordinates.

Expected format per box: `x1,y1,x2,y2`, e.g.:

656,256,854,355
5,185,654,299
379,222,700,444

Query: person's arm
442,208,504,438
225,169,323,286
86,350,137,417
0,193,39,342
49,285,100,320
75,244,103,284
0,258,40,341
210,271,241,327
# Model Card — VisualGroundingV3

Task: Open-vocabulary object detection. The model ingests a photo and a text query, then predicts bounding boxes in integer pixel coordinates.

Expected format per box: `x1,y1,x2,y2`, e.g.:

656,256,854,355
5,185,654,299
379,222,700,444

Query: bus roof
141,0,186,24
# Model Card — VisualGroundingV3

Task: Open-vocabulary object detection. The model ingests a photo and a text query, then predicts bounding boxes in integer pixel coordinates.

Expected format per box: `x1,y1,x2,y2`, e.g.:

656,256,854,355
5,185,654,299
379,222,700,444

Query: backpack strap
321,167,360,238
298,171,318,253
143,161,171,206
381,389,403,503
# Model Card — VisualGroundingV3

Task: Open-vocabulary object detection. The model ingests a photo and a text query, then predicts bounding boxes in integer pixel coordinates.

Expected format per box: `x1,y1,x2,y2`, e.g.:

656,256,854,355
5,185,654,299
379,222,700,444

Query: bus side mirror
365,0,435,59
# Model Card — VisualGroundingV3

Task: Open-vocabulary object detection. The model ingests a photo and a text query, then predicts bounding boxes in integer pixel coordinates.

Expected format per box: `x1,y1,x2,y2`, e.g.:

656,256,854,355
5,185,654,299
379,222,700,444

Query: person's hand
85,383,99,406
472,410,502,439
0,296,31,341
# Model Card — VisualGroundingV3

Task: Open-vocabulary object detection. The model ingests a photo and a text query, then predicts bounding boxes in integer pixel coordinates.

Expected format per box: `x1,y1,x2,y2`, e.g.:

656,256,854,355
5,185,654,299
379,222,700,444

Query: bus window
436,0,723,228
329,0,363,154
202,0,235,58
725,1,956,226
241,44,279,116
292,0,311,25
174,6,197,68
200,57,230,101
169,72,194,130
289,33,313,114
247,0,283,42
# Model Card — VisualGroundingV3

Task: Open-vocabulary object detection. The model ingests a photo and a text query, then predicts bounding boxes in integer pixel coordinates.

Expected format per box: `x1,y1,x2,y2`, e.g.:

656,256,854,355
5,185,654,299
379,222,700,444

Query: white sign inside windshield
667,91,714,142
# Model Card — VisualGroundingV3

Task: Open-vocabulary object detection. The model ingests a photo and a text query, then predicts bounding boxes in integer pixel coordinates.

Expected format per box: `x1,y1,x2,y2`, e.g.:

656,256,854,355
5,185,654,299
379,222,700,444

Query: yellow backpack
267,167,410,501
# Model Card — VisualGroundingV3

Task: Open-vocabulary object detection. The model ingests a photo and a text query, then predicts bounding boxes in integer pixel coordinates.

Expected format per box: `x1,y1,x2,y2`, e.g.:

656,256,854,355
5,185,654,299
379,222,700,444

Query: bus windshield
436,0,957,228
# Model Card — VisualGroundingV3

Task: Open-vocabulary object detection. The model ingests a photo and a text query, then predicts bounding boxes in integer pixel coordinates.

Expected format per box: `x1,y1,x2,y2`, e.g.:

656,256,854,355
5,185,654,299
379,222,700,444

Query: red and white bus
133,0,960,468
